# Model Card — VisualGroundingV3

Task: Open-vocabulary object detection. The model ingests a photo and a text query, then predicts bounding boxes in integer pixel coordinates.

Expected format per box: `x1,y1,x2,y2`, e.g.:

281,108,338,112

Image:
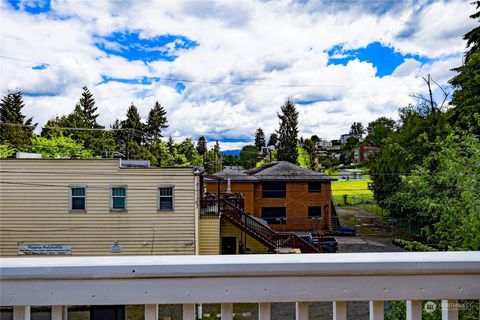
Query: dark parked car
298,233,338,253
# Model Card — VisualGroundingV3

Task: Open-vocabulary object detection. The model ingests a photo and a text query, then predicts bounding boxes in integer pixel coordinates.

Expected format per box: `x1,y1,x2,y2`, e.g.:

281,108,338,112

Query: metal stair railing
221,200,278,249
222,200,320,253
330,198,341,230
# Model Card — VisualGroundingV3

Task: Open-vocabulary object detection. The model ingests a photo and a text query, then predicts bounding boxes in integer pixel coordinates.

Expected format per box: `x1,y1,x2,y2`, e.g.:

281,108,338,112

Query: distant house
206,161,336,232
340,134,352,144
353,146,380,163
340,134,363,144
315,139,332,150
338,169,363,181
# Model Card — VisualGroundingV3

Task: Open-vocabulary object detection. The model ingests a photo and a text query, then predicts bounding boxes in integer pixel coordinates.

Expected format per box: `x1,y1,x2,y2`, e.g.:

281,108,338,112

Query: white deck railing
1,252,479,320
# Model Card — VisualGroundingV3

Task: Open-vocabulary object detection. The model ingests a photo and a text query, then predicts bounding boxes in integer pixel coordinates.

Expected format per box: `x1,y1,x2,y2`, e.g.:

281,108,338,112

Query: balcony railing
1,252,479,320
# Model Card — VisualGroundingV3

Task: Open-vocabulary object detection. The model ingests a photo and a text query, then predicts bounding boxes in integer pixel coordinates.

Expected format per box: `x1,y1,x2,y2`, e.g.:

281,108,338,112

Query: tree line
367,3,480,252
0,87,226,171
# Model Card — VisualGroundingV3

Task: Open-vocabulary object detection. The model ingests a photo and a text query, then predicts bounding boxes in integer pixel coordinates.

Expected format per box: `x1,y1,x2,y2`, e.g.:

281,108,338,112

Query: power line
0,122,147,135
0,55,416,88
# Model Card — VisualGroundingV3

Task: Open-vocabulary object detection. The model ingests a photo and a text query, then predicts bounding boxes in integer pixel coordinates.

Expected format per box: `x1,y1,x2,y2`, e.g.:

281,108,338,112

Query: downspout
194,174,200,255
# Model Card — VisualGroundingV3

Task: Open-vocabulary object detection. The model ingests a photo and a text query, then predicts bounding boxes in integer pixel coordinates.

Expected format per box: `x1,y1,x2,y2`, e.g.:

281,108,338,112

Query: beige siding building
0,159,201,257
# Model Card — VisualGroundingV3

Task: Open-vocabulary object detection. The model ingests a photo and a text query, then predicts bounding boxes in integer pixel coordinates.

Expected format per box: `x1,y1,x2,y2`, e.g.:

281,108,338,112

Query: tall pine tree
267,133,278,147
0,91,36,149
196,136,207,165
166,135,176,154
449,1,480,136
122,103,144,145
254,128,266,150
146,101,168,145
277,99,299,164
79,87,101,128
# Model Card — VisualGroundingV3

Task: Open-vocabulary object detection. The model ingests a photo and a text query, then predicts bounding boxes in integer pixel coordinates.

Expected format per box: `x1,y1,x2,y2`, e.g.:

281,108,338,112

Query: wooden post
217,179,221,214
442,300,458,320
51,306,63,320
258,303,271,320
62,306,68,320
183,304,195,320
13,306,30,320
333,301,347,320
221,303,233,320
406,300,422,320
369,301,384,320
296,302,309,320
144,304,158,320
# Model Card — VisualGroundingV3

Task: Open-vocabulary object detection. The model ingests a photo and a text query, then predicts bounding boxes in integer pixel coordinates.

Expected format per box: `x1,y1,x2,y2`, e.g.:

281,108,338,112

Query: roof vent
120,159,150,168
16,152,42,159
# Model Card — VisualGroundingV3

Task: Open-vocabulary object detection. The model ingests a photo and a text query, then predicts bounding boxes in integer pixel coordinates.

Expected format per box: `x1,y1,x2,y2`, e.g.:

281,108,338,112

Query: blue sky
327,42,432,77
94,31,198,63
1,0,476,149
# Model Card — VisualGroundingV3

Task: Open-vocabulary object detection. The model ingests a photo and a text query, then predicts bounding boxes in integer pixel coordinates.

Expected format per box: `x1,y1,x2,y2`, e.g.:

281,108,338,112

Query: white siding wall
0,159,198,256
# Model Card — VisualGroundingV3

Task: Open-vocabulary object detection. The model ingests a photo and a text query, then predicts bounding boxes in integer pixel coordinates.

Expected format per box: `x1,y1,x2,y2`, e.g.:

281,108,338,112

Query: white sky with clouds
0,0,476,150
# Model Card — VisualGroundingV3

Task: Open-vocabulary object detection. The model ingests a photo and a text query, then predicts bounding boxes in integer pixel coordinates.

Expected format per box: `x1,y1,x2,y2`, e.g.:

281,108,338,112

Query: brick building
206,161,336,232
353,146,381,163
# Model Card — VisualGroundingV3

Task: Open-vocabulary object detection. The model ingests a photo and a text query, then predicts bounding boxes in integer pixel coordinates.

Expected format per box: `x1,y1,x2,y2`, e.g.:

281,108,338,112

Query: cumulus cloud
0,0,474,146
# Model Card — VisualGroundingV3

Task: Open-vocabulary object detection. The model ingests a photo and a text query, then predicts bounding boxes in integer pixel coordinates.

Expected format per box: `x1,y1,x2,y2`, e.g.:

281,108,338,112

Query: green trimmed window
70,187,86,210
111,187,126,210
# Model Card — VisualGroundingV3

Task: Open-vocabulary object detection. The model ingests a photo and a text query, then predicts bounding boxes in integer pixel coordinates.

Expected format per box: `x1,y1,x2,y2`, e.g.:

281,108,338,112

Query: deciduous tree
365,117,396,146
240,145,259,169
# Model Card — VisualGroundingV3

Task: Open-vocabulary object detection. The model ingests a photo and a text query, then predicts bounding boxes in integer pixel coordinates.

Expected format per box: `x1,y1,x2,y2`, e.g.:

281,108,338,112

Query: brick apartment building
206,161,336,232
353,146,381,163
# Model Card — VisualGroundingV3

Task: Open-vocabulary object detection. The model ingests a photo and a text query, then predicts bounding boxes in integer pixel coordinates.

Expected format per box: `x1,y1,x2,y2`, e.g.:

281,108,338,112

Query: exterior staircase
330,198,341,231
210,199,321,253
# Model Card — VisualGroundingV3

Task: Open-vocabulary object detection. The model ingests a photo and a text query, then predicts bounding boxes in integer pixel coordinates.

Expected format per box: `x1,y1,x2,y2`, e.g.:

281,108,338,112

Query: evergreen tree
449,1,480,136
462,1,480,61
0,92,36,149
79,87,101,128
122,103,144,145
277,99,299,164
303,138,319,171
196,136,207,165
254,127,266,150
167,135,176,154
146,101,168,144
213,140,221,172
267,133,278,147
111,118,125,155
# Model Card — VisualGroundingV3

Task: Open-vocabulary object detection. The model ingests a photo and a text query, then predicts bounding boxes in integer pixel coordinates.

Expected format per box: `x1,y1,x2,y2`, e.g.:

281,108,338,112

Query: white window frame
110,185,127,212
69,185,87,212
158,185,175,211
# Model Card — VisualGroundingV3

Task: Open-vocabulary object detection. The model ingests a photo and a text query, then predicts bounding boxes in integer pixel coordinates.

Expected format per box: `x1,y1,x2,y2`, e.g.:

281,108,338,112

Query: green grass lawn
331,178,391,217
331,178,374,205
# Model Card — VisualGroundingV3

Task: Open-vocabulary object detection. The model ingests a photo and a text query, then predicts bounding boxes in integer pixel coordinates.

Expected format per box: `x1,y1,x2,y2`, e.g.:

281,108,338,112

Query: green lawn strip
332,179,374,205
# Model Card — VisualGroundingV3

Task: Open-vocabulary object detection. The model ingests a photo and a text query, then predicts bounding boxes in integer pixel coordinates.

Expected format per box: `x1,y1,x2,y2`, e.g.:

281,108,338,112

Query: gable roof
211,161,336,182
